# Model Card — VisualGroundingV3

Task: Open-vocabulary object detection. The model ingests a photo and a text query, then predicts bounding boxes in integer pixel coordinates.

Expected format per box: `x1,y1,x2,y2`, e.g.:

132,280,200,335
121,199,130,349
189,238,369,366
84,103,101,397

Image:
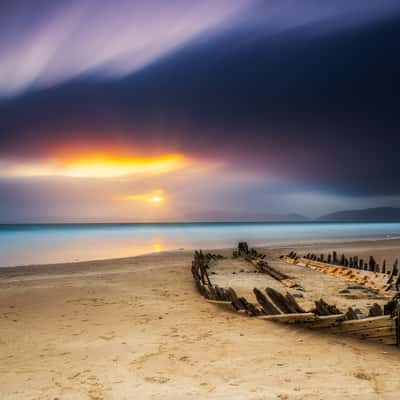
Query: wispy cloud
0,0,249,96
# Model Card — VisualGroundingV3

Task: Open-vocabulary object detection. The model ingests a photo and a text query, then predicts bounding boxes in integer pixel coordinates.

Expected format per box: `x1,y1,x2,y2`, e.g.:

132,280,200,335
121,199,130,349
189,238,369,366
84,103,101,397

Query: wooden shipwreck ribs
283,251,400,292
191,246,400,346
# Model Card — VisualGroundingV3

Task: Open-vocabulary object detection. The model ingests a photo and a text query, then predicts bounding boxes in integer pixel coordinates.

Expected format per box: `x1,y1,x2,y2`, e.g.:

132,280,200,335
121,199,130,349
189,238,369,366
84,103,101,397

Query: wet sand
1,239,400,399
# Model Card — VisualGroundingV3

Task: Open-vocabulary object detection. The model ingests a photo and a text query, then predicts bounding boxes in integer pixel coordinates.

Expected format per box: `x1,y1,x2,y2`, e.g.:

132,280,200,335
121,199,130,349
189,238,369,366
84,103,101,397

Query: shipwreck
191,243,400,346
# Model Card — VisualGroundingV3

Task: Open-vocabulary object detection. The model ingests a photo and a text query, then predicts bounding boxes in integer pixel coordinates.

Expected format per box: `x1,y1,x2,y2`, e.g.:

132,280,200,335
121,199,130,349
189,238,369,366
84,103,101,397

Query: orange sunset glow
1,153,186,178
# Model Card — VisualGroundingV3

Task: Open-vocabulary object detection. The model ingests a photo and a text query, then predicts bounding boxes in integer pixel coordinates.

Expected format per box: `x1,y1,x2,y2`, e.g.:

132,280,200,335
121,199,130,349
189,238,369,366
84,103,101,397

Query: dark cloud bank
1,1,400,203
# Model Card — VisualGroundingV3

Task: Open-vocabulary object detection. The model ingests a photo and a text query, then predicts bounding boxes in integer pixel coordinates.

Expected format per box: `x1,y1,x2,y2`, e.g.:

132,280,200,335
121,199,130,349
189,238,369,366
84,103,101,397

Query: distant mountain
317,207,400,222
257,213,310,222
176,211,310,222
281,213,310,222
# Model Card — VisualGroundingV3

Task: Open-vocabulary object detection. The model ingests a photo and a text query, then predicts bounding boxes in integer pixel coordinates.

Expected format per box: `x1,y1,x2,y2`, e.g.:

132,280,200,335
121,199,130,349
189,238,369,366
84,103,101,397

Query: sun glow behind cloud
0,153,186,178
119,190,165,204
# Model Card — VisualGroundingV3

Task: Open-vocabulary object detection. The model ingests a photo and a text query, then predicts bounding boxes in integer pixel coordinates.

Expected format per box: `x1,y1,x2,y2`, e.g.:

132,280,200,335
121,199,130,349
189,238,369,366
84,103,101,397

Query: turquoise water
1,222,400,267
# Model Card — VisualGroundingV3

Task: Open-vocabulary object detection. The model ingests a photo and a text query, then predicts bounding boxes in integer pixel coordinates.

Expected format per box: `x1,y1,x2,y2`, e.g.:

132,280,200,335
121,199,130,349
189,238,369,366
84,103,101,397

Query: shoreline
2,235,400,271
3,220,400,268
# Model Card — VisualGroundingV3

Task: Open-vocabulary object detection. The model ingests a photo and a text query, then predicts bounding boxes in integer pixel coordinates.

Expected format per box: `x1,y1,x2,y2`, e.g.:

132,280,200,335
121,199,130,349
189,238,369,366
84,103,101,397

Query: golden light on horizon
148,196,163,203
152,243,162,252
1,153,186,178
119,189,165,204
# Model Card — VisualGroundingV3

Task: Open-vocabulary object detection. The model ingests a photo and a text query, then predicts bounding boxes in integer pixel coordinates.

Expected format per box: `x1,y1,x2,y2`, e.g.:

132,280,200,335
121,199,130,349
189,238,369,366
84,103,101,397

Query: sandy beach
1,239,400,400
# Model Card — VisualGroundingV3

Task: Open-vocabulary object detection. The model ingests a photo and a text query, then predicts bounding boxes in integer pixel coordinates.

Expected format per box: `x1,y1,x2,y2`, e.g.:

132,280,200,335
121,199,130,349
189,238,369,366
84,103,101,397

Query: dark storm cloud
1,0,400,196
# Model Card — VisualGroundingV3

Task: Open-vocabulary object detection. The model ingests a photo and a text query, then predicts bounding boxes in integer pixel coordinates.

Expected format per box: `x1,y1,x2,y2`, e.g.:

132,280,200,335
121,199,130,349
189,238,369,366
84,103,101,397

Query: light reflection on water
1,222,400,267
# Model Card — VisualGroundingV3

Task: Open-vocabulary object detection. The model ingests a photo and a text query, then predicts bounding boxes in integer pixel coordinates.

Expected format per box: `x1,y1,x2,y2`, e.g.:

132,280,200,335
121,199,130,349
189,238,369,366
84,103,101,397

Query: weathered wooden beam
313,298,342,316
225,287,245,311
368,256,376,272
257,313,316,322
396,306,400,346
323,315,395,333
253,288,281,315
303,314,346,329
206,299,233,305
238,241,249,255
265,287,298,314
285,292,307,313
393,258,399,275
345,307,359,320
249,259,298,289
236,296,261,316
386,264,398,287
350,326,396,339
368,303,383,317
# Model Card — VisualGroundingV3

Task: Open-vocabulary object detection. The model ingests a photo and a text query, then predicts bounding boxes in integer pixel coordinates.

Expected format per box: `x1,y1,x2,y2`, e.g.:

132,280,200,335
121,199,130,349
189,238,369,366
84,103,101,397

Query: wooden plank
205,299,233,305
257,313,316,322
288,257,394,294
347,326,396,339
397,308,400,346
249,259,295,284
265,287,297,314
281,279,298,288
253,288,281,315
305,314,346,329
285,292,307,313
365,336,397,345
386,267,397,285
321,316,395,333
226,287,244,311
314,298,341,315
345,307,359,320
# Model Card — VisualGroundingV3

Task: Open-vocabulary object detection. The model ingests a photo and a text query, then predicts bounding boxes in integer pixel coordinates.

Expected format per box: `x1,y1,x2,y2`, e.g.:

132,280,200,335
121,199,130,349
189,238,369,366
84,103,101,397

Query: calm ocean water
1,222,400,267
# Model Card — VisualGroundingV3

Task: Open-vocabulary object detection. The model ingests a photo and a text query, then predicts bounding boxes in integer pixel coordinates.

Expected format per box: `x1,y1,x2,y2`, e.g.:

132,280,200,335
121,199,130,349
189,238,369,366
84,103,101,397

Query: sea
1,222,400,267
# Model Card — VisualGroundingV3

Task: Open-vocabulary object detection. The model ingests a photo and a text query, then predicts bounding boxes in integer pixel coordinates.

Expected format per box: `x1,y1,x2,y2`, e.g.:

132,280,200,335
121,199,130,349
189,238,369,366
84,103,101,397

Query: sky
1,0,400,222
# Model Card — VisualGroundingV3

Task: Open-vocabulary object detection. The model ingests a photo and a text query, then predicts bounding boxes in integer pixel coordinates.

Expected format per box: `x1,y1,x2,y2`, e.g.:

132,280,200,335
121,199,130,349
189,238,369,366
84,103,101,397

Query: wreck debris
248,259,298,288
345,307,359,320
284,252,398,293
191,245,400,346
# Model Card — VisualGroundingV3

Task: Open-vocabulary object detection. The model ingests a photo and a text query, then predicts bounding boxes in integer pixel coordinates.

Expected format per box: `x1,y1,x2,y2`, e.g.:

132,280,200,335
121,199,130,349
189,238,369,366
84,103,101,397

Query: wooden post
394,273,400,290
369,256,376,272
238,242,249,256
393,258,398,275
382,259,386,274
396,304,400,347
